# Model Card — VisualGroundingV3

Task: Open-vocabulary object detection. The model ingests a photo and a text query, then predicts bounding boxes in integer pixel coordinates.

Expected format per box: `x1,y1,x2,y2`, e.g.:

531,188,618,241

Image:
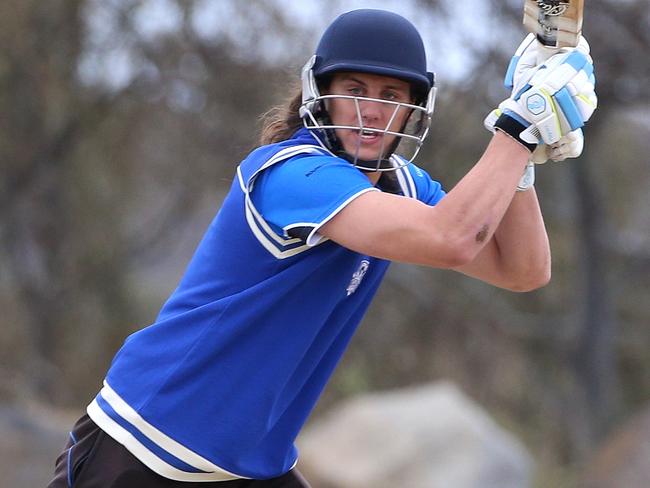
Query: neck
365,171,381,185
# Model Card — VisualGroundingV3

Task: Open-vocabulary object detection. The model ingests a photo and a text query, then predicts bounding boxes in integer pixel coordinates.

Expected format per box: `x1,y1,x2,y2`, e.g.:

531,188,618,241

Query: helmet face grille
301,93,434,172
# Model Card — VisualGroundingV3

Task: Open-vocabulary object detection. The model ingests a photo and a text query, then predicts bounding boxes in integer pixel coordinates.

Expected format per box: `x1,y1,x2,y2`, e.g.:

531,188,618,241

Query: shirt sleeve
250,154,379,246
405,163,446,206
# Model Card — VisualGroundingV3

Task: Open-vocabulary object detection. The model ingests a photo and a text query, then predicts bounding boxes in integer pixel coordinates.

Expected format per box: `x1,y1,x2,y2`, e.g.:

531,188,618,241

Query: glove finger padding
505,34,592,95
566,71,598,120
505,34,539,92
529,129,584,164
548,128,584,161
530,144,550,165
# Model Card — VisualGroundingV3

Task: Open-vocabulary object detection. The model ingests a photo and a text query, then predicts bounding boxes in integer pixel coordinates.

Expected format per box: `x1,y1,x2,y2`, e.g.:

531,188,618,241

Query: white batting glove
484,110,583,191
504,34,592,96
530,128,584,164
507,35,591,167
517,129,583,191
484,35,594,190
516,163,536,192
497,48,597,146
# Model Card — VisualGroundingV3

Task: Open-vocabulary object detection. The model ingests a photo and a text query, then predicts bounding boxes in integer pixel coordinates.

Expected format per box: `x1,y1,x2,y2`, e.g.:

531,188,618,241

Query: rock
297,382,532,488
579,406,650,488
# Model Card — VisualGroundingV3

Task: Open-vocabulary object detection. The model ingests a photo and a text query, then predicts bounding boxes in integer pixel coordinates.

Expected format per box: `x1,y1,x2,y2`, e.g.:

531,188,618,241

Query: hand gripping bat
523,0,584,48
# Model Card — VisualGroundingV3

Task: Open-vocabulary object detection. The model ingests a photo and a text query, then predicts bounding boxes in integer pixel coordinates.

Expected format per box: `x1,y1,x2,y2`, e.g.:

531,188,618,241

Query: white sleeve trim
282,187,380,247
237,166,247,192
395,166,417,199
237,144,334,259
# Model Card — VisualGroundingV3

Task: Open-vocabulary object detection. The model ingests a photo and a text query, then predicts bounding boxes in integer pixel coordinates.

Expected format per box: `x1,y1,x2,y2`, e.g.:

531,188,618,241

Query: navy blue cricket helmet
300,9,437,171
313,9,435,101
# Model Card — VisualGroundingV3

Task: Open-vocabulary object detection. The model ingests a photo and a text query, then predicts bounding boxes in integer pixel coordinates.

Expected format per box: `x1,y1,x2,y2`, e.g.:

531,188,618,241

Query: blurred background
1,0,648,486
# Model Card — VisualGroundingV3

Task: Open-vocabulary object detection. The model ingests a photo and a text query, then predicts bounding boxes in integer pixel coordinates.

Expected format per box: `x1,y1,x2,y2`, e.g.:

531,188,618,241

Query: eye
348,86,364,96
382,90,408,102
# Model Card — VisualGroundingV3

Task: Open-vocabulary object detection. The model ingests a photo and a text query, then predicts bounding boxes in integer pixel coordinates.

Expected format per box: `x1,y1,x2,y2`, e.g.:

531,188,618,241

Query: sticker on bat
536,1,571,17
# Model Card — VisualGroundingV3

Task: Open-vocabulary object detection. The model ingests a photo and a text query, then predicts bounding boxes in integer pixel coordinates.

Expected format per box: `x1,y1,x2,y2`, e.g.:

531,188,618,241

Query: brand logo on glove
536,0,570,17
526,94,547,115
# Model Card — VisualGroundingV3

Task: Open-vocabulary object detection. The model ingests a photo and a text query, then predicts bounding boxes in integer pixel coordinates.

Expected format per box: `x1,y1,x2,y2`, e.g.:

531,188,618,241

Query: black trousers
48,415,310,488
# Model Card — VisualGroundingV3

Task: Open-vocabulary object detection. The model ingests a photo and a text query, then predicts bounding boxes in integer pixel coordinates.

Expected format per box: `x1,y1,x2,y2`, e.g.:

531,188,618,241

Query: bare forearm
454,186,551,291
430,131,530,260
320,132,536,270
494,188,551,288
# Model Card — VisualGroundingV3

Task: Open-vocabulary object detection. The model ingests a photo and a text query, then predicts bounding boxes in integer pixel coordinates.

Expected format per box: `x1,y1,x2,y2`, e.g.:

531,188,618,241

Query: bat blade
524,0,584,48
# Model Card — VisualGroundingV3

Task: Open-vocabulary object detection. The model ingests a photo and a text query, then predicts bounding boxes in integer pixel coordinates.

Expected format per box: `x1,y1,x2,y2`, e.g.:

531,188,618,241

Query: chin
341,146,383,162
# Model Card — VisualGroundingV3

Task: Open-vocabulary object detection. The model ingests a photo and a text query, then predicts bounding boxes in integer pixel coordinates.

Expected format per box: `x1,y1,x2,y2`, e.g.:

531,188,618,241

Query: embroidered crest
346,260,370,296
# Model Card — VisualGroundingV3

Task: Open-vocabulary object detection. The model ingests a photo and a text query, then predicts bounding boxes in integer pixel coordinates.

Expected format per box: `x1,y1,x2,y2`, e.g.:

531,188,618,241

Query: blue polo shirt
87,128,445,481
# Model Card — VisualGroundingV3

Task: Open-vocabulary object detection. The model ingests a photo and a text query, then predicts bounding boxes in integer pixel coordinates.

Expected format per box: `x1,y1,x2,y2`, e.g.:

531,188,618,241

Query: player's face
325,72,413,162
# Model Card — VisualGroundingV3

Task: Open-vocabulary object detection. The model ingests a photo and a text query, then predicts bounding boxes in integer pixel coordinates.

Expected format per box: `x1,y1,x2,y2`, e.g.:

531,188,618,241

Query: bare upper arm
320,133,538,274
319,190,467,268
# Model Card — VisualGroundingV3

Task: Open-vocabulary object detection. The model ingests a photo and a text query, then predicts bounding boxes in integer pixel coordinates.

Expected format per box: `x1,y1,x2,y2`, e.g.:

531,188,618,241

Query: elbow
508,264,552,293
450,247,481,269
531,265,552,290
431,236,483,269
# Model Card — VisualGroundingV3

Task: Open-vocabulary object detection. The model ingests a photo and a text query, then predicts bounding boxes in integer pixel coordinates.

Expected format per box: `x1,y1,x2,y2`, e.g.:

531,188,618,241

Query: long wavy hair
258,83,304,146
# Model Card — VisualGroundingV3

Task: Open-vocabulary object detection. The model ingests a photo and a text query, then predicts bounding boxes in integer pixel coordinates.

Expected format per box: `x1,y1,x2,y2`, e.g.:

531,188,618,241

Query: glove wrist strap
494,113,537,153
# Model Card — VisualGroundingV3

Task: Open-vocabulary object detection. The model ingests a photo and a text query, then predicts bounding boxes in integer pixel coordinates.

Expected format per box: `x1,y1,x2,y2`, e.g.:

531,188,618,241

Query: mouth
337,127,394,159
357,129,382,143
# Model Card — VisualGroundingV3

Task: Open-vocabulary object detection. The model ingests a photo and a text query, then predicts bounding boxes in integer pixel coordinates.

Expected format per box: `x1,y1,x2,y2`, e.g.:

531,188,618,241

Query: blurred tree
569,0,650,447
0,0,307,405
0,0,121,402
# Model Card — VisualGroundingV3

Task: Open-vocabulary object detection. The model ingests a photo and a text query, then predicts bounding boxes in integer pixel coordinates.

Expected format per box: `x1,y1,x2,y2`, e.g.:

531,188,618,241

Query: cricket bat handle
523,0,584,49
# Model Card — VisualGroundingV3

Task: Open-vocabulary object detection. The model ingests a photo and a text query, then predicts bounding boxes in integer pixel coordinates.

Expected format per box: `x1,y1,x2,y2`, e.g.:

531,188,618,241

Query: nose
358,98,383,124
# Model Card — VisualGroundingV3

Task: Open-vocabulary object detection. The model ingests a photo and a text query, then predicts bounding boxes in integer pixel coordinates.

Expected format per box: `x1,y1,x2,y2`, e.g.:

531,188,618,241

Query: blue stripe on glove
514,83,533,101
488,34,597,147
553,87,584,131
502,108,532,129
504,55,521,90
563,50,590,72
